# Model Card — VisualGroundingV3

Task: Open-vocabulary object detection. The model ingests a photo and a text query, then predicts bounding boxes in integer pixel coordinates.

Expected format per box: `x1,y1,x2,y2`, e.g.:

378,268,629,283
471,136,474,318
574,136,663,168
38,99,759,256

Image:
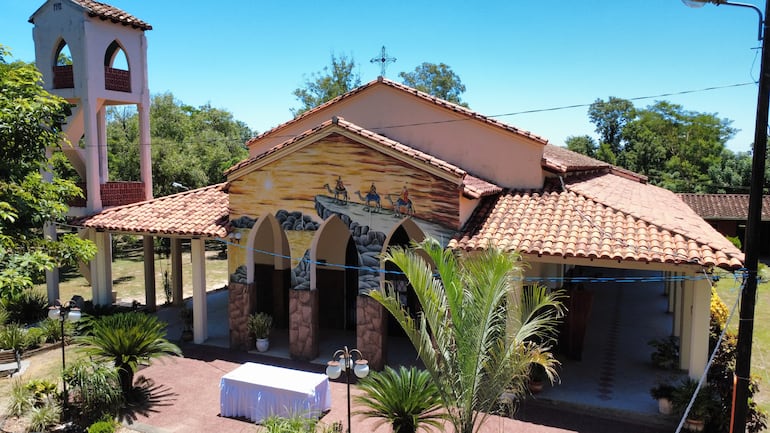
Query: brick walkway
120,344,672,433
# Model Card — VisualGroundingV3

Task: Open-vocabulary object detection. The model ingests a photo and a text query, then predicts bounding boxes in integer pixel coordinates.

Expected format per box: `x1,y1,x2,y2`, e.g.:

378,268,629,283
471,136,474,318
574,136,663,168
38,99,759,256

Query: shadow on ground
119,376,178,425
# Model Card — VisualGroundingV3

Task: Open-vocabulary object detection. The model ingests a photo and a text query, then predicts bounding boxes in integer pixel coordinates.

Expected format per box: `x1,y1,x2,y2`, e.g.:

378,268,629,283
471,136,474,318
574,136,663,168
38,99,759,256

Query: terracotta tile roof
75,183,228,237
542,145,649,182
678,193,770,221
463,175,503,199
30,0,152,30
542,145,609,173
451,173,743,270
247,77,548,148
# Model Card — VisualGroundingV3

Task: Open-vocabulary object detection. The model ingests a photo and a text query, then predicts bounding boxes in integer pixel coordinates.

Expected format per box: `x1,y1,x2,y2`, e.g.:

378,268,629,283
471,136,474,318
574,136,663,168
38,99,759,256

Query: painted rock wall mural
228,133,460,292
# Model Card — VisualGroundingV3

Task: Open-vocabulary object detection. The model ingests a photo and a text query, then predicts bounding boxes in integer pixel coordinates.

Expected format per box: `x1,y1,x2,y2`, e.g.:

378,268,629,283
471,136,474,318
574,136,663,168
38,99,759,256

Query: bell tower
29,0,153,212
29,0,153,306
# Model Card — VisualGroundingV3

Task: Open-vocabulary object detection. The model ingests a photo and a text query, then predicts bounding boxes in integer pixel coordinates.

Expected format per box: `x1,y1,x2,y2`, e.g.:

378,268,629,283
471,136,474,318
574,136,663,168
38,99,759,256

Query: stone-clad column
357,294,387,371
289,289,319,360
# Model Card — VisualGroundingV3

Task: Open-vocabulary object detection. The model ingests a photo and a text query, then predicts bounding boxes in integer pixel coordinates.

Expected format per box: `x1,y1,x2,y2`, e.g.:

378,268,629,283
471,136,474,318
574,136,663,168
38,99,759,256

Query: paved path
121,344,672,433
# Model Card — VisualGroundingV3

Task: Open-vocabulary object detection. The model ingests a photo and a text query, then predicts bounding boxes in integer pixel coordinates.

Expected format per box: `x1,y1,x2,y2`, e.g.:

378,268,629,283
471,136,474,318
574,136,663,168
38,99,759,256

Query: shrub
262,413,318,433
87,418,118,433
0,307,9,327
6,379,33,417
65,359,124,425
0,323,31,352
354,366,445,433
24,379,58,407
26,400,60,432
38,317,74,343
2,289,48,324
648,336,679,370
77,312,181,395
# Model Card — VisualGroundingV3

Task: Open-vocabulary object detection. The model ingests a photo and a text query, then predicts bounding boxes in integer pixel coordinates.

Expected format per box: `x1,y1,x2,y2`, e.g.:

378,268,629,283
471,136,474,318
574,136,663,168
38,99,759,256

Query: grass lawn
35,240,230,307
713,269,770,416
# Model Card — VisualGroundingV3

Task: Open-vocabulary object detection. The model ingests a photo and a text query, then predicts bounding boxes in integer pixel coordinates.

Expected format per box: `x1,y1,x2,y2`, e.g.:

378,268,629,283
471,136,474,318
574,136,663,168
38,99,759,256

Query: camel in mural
323,178,349,204
387,194,415,217
356,185,382,213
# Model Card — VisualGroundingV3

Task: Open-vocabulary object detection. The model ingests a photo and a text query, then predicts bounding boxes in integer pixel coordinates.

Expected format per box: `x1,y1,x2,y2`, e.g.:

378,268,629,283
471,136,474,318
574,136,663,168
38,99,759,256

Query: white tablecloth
220,362,331,423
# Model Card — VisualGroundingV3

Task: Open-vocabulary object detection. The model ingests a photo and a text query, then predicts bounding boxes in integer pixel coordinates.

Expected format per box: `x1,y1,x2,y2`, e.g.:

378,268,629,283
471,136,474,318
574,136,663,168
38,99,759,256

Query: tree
565,135,598,158
588,97,634,155
399,62,468,107
78,312,181,395
369,238,564,433
0,46,96,298
291,54,360,116
106,92,251,197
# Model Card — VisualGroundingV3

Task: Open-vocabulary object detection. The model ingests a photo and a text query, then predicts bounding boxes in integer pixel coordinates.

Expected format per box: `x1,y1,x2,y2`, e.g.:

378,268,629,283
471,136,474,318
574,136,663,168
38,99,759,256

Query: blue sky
1,0,765,152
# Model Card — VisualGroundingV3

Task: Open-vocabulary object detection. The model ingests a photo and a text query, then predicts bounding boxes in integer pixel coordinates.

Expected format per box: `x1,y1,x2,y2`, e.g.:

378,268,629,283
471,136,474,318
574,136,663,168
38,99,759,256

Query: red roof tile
247,77,548,148
463,175,502,199
542,145,648,182
30,0,152,30
75,183,228,237
451,173,743,270
678,193,770,221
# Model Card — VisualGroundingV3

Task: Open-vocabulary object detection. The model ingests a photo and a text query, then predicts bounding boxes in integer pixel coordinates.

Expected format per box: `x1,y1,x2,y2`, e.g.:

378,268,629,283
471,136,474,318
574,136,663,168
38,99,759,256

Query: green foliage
87,419,118,433
0,305,9,326
0,46,70,181
565,135,597,158
247,312,272,339
24,379,58,406
370,238,565,433
399,62,468,107
38,317,74,343
291,54,361,116
647,336,680,370
354,366,445,433
77,312,182,394
588,96,634,155
26,400,61,432
262,413,320,433
7,379,33,417
0,47,96,298
671,378,718,421
726,235,742,250
0,322,31,352
65,359,124,425
2,289,48,324
576,97,741,193
105,94,251,197
708,289,768,432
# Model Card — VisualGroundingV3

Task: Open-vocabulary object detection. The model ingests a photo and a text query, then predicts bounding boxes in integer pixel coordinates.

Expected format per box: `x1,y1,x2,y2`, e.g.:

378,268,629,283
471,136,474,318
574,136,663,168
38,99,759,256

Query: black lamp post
325,346,369,433
683,1,769,432
48,299,81,420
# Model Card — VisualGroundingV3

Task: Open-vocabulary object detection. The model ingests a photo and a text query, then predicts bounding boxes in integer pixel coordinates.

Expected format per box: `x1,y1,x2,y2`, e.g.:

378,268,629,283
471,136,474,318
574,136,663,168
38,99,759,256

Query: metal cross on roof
370,46,396,77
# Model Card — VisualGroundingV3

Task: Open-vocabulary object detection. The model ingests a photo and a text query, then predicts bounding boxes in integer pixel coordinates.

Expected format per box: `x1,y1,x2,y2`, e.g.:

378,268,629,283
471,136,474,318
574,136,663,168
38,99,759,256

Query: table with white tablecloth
219,362,332,423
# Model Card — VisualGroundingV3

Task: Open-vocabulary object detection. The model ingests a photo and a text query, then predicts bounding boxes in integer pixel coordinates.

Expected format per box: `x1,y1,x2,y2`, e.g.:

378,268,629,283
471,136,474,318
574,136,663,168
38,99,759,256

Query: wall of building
248,84,545,190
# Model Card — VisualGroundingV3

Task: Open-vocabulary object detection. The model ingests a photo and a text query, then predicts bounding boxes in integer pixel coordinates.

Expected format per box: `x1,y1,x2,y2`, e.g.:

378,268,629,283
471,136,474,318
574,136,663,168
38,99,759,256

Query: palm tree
369,238,564,433
354,365,445,433
77,312,181,395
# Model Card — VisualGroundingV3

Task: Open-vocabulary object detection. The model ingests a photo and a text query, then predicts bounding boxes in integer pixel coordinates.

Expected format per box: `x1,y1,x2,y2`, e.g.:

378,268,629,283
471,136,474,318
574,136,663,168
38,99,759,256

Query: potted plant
672,378,716,432
650,382,676,415
247,312,273,352
179,306,193,342
528,363,547,394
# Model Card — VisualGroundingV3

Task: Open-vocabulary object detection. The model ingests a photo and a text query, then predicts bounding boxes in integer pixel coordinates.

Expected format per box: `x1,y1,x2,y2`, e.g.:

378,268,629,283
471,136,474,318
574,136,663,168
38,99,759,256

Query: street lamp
683,1,769,432
325,346,369,433
48,299,81,419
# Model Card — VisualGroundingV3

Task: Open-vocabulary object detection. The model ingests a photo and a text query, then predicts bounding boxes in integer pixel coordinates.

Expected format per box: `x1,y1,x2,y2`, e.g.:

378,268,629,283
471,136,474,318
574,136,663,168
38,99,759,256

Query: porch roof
678,193,770,221
75,183,229,238
450,173,744,270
